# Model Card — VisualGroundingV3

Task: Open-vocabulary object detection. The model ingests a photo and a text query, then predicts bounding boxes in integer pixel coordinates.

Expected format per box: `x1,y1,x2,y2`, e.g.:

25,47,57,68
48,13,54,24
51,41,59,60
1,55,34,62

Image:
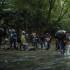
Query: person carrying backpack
55,30,67,54
9,28,17,49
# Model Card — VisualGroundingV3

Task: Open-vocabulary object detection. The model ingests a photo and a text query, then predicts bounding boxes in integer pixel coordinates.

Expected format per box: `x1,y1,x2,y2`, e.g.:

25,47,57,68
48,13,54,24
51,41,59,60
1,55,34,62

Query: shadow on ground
0,49,69,70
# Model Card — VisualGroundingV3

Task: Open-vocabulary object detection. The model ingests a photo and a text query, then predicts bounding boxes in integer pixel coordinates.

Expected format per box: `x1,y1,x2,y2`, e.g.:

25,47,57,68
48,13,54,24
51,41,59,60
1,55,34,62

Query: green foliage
0,0,70,33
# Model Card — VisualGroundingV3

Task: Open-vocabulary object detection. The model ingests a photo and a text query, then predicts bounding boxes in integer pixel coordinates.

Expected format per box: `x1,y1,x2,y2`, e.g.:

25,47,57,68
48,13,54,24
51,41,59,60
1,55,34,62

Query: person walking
0,27,4,48
9,28,17,49
31,32,38,49
39,33,45,49
20,31,28,51
44,33,51,50
55,30,67,54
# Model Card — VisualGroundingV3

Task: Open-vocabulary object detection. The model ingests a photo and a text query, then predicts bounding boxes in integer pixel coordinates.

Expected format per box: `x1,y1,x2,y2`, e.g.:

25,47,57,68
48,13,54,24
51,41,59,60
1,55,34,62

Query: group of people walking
0,27,69,54
0,28,52,50
30,32,51,50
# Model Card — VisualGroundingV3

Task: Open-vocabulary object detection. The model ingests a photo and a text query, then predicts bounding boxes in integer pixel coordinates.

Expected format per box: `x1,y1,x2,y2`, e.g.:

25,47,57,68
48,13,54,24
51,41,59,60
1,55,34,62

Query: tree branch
47,0,56,24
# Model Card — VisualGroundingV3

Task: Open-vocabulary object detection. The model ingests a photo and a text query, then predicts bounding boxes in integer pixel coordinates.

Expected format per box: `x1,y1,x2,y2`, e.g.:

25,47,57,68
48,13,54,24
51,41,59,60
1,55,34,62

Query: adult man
9,28,17,49
0,27,4,48
39,33,45,49
55,30,67,54
31,32,38,49
44,33,51,50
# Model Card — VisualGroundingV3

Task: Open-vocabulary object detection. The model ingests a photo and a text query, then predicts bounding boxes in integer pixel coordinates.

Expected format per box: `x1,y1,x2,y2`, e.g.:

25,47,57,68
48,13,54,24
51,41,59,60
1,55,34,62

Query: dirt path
0,48,70,70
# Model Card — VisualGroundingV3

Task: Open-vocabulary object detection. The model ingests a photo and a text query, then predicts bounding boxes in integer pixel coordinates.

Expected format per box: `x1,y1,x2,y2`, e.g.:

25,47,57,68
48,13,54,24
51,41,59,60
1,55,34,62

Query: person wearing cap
20,31,28,50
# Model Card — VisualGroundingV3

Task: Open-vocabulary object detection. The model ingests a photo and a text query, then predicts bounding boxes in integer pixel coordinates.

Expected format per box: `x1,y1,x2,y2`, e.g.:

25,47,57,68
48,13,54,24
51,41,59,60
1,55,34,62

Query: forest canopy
0,0,70,33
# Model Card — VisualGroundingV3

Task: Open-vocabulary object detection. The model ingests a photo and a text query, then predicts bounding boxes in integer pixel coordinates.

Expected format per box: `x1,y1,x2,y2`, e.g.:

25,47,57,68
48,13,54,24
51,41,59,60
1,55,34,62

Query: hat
22,31,26,34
